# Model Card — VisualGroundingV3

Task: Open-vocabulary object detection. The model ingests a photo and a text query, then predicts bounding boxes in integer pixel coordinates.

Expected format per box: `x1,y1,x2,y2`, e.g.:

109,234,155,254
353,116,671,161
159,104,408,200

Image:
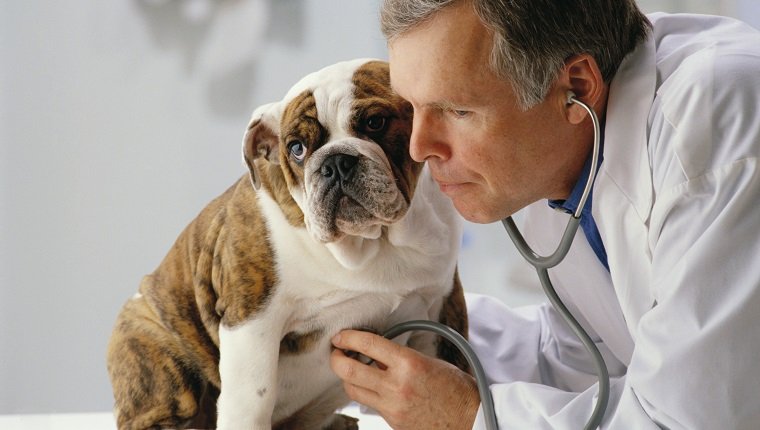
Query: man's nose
409,112,448,162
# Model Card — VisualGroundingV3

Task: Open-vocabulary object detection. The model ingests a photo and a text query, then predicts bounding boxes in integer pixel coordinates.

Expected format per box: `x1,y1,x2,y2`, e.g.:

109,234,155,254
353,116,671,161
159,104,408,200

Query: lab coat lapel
521,200,634,366
593,34,657,337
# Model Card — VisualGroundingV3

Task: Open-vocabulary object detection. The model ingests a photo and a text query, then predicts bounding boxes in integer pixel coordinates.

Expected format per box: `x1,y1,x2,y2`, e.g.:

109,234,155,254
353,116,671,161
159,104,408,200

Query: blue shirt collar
548,152,598,216
546,135,609,271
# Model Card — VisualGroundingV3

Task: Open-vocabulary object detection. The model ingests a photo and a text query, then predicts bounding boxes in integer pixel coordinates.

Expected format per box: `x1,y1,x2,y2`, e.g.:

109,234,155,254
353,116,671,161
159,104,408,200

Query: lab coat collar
591,33,658,340
602,33,656,222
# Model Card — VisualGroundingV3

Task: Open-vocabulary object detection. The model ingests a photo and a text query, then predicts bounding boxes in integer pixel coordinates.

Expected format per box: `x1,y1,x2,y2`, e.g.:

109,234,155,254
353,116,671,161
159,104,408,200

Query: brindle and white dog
107,59,468,430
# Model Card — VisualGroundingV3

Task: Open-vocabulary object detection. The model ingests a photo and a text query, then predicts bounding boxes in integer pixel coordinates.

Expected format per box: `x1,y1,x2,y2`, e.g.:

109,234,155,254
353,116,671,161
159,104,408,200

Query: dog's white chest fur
216,166,461,429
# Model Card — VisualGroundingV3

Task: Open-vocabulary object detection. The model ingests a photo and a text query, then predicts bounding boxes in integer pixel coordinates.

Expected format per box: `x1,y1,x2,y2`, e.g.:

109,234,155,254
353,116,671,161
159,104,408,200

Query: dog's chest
257,274,420,421
267,232,447,343
258,184,452,295
269,286,438,421
220,169,458,414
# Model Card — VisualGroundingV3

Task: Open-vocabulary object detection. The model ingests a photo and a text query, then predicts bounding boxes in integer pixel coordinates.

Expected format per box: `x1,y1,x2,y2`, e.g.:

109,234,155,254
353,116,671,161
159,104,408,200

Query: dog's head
243,59,420,244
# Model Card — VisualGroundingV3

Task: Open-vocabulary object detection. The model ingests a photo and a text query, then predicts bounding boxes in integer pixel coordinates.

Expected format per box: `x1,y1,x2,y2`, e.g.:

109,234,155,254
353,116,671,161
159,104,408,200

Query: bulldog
107,58,468,430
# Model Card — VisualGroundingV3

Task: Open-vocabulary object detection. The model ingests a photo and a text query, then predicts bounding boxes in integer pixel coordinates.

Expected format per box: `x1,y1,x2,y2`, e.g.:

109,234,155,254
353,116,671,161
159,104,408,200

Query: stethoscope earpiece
566,90,577,105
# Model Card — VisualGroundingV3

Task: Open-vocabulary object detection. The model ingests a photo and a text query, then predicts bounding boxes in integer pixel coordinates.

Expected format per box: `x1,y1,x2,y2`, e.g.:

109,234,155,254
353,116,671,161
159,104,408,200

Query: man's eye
365,115,387,132
453,109,470,117
287,140,306,162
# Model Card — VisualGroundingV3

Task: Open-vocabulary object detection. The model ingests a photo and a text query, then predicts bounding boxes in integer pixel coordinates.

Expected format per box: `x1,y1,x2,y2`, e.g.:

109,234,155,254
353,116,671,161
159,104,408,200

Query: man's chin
452,199,509,224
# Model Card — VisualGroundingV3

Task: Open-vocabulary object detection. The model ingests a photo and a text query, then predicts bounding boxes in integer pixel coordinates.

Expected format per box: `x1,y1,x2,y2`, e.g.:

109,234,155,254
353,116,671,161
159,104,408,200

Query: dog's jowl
107,59,468,430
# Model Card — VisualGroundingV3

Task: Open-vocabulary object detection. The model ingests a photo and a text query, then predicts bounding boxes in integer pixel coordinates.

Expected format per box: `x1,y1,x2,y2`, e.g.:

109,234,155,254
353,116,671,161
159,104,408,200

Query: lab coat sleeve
466,294,649,430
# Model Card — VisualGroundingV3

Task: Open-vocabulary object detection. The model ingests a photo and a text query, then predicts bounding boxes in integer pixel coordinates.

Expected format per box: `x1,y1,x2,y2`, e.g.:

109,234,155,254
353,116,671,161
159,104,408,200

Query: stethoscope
500,92,609,429
383,92,608,430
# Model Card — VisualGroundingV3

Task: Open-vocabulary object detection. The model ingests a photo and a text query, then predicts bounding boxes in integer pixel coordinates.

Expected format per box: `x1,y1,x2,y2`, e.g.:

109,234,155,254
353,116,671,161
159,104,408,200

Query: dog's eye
365,115,387,132
287,140,306,162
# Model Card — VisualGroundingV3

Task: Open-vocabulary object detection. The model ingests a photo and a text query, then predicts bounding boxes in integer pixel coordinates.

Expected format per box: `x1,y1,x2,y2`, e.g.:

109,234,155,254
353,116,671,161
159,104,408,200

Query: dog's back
107,177,259,429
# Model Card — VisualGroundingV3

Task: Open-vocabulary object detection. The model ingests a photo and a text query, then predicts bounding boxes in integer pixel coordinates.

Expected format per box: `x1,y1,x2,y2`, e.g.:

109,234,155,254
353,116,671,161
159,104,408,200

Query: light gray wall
637,0,760,20
0,0,391,414
2,0,757,416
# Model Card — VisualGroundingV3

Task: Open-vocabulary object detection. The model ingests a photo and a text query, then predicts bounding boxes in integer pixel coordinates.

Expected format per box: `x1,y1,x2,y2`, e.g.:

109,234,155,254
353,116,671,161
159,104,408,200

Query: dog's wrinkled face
243,59,419,243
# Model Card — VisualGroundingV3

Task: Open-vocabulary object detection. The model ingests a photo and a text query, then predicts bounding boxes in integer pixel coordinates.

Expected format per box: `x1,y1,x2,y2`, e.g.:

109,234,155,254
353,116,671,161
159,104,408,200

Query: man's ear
242,102,281,190
558,54,606,125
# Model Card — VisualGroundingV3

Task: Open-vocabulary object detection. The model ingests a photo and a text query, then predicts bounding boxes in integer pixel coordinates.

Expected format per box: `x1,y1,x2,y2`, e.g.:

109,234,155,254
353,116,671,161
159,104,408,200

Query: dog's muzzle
303,140,408,243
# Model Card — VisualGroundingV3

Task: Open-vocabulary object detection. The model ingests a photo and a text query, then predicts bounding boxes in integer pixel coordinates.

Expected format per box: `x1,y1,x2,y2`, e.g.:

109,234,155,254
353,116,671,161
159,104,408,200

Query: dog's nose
320,154,358,183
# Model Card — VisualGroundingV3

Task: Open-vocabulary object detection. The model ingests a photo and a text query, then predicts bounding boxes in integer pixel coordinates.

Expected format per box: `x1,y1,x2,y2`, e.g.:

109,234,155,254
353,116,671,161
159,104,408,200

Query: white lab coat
469,13,760,429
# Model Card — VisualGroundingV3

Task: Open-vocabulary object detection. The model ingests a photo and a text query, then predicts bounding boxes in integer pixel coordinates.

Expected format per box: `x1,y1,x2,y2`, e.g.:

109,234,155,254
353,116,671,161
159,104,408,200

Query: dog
107,58,468,430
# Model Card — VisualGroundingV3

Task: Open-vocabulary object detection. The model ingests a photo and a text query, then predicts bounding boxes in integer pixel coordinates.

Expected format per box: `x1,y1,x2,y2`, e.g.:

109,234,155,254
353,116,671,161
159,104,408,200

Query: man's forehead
387,9,495,107
389,54,475,110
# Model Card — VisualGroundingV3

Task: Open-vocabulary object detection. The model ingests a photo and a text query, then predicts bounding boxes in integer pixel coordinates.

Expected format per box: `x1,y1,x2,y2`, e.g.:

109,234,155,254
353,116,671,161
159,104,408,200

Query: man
331,0,760,428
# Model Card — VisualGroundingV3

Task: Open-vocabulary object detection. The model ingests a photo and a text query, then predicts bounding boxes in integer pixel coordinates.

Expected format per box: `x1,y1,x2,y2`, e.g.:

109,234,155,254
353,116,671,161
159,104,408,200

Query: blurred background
1,0,758,417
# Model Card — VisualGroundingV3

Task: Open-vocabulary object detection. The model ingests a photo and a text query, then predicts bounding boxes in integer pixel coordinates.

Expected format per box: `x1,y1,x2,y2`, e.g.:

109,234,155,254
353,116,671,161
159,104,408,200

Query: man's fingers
332,329,403,366
330,347,398,418
342,381,382,408
330,346,387,392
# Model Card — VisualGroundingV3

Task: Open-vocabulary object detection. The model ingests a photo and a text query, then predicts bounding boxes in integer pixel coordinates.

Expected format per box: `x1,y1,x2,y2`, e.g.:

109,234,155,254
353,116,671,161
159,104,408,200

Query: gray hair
381,0,650,109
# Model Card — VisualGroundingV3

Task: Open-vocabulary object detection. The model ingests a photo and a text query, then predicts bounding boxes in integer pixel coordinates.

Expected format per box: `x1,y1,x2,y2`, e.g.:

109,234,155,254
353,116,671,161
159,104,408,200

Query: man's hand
330,329,480,429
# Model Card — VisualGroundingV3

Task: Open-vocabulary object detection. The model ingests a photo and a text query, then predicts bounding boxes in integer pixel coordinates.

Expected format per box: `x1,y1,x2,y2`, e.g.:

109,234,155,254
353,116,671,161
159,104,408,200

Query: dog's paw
324,413,360,430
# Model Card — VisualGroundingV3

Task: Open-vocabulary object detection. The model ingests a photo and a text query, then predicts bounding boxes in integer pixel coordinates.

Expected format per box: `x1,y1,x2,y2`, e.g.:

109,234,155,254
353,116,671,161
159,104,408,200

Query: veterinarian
330,0,760,428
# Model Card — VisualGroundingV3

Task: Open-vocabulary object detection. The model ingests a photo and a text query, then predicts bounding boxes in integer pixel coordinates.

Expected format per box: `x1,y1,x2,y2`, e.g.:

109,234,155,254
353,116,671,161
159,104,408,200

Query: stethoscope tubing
500,93,609,429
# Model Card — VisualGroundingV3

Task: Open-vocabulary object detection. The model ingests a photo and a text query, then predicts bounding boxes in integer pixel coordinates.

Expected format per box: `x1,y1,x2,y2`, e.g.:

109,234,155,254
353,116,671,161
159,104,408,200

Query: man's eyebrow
428,100,458,111
401,95,457,111
390,83,460,111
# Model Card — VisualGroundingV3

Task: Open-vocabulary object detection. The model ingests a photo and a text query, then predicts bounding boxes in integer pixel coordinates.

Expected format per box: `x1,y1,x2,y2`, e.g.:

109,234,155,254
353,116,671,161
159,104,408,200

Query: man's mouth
434,177,464,194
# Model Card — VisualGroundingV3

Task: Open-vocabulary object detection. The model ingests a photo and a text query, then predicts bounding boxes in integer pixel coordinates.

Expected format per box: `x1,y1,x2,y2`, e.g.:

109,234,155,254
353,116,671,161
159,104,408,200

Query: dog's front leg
217,314,284,430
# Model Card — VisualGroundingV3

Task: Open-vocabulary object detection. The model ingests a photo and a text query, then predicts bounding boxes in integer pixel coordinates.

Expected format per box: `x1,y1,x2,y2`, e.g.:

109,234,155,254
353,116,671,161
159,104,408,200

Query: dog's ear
243,102,281,190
